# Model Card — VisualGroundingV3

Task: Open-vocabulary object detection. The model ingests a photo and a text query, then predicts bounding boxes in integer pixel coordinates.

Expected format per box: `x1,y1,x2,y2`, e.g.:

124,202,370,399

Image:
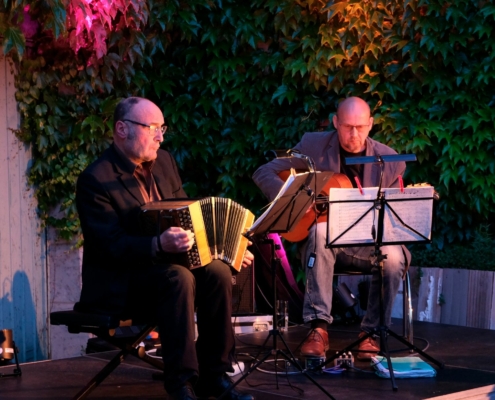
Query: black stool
335,269,414,344
50,306,163,400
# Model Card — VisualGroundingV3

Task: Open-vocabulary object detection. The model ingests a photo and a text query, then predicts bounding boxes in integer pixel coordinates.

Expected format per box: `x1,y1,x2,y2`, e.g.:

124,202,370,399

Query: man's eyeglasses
337,123,370,133
122,119,168,135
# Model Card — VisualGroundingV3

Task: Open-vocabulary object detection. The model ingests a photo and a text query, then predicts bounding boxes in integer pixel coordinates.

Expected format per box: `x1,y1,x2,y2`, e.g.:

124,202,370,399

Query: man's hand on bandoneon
160,227,195,253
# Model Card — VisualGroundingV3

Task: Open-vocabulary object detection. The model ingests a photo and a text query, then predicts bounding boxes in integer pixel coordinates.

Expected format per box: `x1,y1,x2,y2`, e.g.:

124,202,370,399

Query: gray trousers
301,222,406,331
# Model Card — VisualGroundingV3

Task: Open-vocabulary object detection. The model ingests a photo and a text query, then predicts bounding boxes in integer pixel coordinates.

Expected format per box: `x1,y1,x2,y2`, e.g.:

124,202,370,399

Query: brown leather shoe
357,331,379,360
300,327,329,357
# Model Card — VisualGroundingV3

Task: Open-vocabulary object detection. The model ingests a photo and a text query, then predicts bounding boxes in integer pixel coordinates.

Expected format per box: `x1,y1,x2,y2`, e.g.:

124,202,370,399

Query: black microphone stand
218,235,335,400
219,152,336,400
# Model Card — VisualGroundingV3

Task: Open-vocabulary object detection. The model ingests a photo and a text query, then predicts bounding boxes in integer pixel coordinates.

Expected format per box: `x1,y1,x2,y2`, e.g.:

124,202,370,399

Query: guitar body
277,170,352,242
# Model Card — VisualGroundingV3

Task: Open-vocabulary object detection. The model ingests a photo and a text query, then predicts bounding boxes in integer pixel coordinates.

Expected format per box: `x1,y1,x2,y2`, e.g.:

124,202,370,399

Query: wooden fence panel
440,269,469,327
416,267,443,323
337,267,495,330
466,270,494,329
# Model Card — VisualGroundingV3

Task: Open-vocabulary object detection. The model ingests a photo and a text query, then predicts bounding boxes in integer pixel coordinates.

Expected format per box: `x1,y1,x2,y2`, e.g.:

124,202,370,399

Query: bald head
337,97,371,119
113,97,165,164
333,97,373,153
113,97,148,131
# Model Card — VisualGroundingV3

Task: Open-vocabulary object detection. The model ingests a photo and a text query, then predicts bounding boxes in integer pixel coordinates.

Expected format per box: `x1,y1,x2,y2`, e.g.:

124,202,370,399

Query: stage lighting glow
0,329,15,361
0,329,22,377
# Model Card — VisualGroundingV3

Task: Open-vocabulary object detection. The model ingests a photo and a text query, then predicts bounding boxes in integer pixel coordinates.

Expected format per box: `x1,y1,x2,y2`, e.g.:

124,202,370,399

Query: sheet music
329,187,377,245
248,170,299,233
328,186,434,245
248,170,334,236
383,186,434,242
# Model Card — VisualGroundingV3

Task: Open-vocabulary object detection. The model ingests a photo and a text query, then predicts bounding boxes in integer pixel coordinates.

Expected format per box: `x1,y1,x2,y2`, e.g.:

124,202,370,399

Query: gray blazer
253,130,404,201
252,130,411,266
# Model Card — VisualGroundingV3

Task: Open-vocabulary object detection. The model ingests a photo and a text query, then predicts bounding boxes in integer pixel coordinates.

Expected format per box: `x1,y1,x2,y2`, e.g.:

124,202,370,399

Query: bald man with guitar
253,97,410,360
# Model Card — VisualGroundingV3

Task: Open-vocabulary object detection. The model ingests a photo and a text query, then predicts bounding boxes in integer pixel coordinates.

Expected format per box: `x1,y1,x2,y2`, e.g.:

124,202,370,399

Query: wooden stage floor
1,319,495,399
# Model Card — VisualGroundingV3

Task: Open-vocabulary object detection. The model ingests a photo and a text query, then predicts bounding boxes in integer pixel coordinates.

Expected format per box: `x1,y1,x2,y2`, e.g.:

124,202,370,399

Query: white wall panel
0,56,47,362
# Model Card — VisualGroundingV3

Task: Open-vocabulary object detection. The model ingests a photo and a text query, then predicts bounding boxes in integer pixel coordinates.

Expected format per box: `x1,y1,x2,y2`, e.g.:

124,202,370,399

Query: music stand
219,169,336,400
323,154,444,391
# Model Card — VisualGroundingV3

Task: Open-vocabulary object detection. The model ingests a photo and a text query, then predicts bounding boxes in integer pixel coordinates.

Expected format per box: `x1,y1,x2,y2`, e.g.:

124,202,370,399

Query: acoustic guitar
277,170,352,242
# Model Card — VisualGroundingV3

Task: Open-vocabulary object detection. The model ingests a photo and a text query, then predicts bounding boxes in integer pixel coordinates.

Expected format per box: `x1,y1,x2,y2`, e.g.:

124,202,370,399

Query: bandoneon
140,197,254,272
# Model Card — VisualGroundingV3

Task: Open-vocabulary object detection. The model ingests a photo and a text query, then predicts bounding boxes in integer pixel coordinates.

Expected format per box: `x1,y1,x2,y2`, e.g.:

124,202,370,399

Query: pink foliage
66,0,148,63
20,5,40,39
92,21,107,59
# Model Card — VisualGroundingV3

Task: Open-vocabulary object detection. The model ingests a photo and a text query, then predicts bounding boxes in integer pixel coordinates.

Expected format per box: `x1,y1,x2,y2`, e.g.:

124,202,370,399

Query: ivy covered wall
1,0,494,254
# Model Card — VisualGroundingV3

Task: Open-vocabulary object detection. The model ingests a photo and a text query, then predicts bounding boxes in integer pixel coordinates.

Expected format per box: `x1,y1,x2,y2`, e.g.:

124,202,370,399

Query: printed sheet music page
328,186,434,246
329,187,378,245
383,186,434,243
248,170,298,234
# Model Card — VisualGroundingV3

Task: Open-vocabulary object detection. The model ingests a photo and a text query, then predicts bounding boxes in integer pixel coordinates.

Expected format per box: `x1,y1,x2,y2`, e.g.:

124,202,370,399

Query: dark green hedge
2,0,495,261
411,225,495,270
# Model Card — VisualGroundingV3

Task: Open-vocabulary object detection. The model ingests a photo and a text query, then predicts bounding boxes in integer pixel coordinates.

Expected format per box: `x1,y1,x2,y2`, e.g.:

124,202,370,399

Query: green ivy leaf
35,104,48,116
2,27,25,57
81,115,105,132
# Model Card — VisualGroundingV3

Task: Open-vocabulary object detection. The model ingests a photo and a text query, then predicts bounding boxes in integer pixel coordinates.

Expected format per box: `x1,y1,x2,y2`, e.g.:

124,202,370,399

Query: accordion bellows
140,197,255,272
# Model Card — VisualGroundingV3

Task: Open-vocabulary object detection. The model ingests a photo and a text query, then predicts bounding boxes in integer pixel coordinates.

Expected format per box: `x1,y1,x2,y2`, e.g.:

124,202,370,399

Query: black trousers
126,260,235,393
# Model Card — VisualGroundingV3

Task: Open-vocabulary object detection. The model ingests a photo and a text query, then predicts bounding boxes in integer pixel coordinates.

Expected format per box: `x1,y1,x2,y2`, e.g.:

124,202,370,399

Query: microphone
269,149,316,173
288,149,309,160
270,149,304,159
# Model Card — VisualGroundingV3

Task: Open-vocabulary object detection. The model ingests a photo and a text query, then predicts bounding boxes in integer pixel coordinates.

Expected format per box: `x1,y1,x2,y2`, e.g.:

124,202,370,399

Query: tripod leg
220,347,336,399
273,339,280,390
387,329,444,368
217,344,277,400
275,330,301,368
247,328,274,363
377,329,398,391
13,342,22,377
220,329,288,398
275,349,336,400
274,331,335,399
322,334,367,367
225,238,336,399
219,329,337,400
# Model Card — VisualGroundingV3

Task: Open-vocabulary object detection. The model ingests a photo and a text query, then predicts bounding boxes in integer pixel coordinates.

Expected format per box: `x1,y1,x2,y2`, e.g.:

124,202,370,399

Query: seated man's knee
136,264,195,312
201,259,232,288
162,264,196,292
382,246,405,276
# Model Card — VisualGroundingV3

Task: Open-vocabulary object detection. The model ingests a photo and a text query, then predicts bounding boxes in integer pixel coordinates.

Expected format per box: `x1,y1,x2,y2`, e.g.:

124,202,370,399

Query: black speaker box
231,262,255,314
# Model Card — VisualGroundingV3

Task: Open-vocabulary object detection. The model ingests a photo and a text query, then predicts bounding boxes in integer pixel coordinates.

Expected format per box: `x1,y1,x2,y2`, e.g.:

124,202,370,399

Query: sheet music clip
354,176,364,195
398,175,404,193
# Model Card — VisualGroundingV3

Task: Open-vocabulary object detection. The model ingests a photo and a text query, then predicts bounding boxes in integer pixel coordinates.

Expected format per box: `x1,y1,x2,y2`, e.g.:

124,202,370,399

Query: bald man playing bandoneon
76,97,254,400
253,97,410,360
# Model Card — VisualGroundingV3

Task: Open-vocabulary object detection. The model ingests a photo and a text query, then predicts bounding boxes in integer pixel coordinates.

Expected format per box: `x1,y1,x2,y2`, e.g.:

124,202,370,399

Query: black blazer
76,144,187,314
